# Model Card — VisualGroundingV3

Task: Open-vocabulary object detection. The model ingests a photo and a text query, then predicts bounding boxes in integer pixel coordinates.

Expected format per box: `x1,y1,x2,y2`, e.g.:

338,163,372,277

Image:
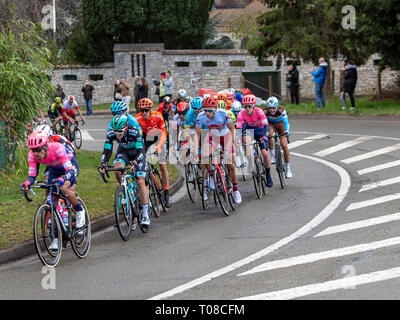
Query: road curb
0,170,184,266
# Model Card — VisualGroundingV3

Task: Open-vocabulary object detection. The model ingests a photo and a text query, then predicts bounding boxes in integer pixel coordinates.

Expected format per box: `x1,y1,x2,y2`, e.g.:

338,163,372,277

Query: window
89,74,103,81
175,61,190,67
230,61,245,67
202,61,217,67
286,60,301,66
63,75,77,81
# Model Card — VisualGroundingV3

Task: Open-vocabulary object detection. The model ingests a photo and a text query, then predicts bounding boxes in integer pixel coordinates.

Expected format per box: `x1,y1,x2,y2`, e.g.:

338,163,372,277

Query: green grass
283,97,400,116
0,149,180,250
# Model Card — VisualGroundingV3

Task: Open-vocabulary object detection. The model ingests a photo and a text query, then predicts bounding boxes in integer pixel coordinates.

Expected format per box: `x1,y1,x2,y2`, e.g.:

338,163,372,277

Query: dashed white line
341,143,400,164
346,193,400,211
237,236,400,276
313,137,371,157
357,160,400,175
315,212,400,237
236,266,400,300
359,176,400,192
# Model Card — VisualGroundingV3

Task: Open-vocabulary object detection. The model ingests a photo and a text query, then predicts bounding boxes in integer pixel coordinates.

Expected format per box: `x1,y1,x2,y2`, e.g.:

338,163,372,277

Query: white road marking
238,236,400,276
82,130,95,141
313,137,371,157
346,193,400,211
341,143,400,164
315,212,400,237
148,152,351,300
236,266,400,300
288,134,327,150
359,176,400,192
357,160,400,175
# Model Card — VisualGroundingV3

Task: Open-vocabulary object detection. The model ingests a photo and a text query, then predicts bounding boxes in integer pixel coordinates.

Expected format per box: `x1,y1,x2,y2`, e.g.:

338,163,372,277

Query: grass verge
0,149,180,250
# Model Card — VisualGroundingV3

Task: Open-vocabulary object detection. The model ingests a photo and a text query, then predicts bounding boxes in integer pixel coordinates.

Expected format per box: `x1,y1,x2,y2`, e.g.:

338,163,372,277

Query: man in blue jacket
311,57,328,110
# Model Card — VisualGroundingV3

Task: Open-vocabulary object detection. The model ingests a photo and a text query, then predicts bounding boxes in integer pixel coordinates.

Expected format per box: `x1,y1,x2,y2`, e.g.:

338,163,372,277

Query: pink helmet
242,94,257,105
27,131,49,149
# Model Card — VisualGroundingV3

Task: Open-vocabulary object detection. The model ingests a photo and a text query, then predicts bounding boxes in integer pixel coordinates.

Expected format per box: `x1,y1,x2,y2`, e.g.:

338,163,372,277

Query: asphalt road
1,117,400,301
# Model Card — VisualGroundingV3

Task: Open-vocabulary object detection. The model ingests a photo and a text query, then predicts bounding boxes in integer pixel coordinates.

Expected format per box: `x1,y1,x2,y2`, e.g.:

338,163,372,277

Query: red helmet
242,94,257,105
202,96,218,109
138,98,153,109
68,95,74,101
176,102,189,114
27,131,49,149
226,92,234,101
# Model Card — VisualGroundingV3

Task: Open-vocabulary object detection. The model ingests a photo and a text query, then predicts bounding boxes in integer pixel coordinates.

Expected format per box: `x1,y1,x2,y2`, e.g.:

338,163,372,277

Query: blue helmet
190,97,203,110
110,101,127,114
235,93,243,103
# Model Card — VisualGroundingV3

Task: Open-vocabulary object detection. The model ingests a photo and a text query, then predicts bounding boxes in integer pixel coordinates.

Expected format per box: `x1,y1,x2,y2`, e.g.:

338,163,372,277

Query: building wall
51,44,398,106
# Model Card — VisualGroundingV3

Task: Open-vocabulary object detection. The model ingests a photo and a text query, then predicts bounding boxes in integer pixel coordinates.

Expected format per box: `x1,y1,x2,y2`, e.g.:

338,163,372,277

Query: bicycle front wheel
33,204,63,268
114,185,132,241
276,148,286,189
214,169,230,216
71,197,91,259
252,157,263,199
148,176,161,218
185,163,198,203
74,128,82,149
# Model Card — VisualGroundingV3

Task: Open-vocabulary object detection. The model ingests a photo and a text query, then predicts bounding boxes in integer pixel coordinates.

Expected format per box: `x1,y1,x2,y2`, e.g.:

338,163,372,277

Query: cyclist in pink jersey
236,95,273,187
21,131,86,235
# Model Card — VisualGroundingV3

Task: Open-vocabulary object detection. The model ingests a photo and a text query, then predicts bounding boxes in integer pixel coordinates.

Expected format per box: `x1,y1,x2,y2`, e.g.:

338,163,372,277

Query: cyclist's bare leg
60,181,78,207
159,163,169,188
114,161,125,184
137,176,149,204
280,136,290,163
261,148,271,169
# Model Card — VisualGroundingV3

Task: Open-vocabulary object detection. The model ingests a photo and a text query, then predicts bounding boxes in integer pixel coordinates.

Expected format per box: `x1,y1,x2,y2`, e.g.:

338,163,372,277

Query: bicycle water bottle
57,199,69,226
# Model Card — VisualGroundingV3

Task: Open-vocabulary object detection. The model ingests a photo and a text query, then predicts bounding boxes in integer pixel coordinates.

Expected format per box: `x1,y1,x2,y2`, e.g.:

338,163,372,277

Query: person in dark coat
287,63,300,104
81,79,95,115
343,60,357,111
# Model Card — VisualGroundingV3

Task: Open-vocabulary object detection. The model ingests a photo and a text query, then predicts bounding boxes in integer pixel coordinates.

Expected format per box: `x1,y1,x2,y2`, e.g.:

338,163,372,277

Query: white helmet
34,124,53,137
227,88,235,94
266,96,279,108
178,89,187,98
231,100,243,113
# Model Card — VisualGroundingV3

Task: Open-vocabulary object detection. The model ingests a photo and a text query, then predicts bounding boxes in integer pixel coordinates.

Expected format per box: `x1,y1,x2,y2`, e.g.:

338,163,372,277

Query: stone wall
51,43,398,106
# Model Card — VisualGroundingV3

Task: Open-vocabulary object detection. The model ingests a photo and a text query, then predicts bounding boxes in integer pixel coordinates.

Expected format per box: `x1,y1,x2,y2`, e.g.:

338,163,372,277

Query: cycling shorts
113,147,148,178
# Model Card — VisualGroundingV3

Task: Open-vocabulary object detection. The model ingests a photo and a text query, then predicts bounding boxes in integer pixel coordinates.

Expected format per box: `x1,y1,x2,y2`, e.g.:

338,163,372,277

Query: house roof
210,0,272,32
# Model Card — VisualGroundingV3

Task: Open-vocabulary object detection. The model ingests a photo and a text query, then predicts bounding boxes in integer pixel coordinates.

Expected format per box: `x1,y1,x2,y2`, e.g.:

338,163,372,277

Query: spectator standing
134,76,140,113
164,71,174,99
343,60,358,111
138,78,149,101
339,69,346,110
152,72,166,103
118,77,132,114
287,63,300,104
55,84,65,101
81,78,95,116
114,79,122,101
311,57,328,110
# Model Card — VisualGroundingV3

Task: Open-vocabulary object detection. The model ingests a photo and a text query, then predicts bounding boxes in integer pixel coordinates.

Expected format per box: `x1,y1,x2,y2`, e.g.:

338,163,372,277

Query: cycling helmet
137,98,153,109
217,100,226,109
217,93,228,102
242,95,257,105
34,124,53,137
226,100,232,110
202,96,218,109
266,96,279,108
178,89,187,98
187,96,193,103
110,101,127,114
234,89,243,95
235,93,243,103
111,115,128,131
190,97,203,110
226,92,234,101
27,131,49,149
54,97,61,103
231,100,243,113
176,102,189,115
163,96,171,104
68,95,74,101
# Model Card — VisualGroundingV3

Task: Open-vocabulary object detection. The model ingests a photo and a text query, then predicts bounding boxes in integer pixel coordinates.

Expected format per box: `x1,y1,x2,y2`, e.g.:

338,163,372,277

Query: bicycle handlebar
22,181,59,202
98,164,136,183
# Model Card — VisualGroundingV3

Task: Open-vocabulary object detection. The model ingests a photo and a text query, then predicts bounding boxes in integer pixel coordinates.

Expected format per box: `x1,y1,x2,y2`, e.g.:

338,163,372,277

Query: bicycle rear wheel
148,176,161,218
114,185,132,241
152,167,168,213
201,175,209,211
74,127,82,149
185,163,198,203
214,169,230,216
33,204,63,268
70,197,91,259
276,148,286,189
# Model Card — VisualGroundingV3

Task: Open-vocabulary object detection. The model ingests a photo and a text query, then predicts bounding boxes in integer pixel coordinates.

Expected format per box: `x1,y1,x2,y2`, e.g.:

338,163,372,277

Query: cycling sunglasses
31,145,46,153
244,104,255,109
112,128,125,134
141,108,151,113
204,109,215,113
